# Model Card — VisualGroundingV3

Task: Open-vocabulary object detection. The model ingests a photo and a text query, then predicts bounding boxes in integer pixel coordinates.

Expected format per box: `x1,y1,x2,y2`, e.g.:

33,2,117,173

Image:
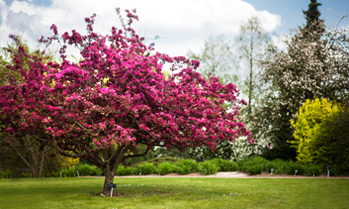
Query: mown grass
1,177,348,209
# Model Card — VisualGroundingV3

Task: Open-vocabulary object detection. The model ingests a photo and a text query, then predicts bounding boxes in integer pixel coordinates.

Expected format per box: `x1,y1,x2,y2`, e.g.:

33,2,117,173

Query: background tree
313,106,349,173
302,0,324,41
253,0,349,145
0,35,60,177
236,16,270,115
289,98,340,164
0,9,251,195
187,36,238,85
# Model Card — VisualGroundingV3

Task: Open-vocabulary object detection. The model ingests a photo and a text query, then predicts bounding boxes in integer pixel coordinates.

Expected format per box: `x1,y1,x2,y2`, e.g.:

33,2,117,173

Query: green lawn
1,177,348,209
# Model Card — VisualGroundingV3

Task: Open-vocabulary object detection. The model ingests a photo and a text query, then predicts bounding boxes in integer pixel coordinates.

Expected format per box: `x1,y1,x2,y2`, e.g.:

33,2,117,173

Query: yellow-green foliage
289,98,339,164
59,152,80,168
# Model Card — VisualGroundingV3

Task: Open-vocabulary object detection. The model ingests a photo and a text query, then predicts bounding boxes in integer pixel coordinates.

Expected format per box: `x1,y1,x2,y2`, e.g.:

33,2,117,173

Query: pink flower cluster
0,9,253,163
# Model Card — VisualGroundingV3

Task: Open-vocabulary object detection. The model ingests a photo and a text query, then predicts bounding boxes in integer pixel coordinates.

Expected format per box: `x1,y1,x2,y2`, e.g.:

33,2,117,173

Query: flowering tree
251,20,349,145
0,35,58,177
0,9,251,195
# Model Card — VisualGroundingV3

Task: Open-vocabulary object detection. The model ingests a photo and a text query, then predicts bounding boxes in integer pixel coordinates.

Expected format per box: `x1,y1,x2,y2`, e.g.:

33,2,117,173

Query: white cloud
1,0,282,58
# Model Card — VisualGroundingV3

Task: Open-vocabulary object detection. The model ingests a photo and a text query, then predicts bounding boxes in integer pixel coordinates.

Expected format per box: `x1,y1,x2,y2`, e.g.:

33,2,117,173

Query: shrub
60,167,77,177
245,164,264,175
176,159,199,174
0,169,14,178
238,156,269,172
290,98,340,164
156,162,176,175
312,108,349,174
76,164,102,176
134,163,156,175
271,159,290,174
207,158,238,171
305,164,322,176
132,157,181,167
199,161,219,175
285,162,305,175
116,165,134,176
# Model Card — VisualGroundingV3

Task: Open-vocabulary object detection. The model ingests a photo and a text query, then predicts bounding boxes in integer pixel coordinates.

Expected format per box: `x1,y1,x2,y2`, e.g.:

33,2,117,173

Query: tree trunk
102,159,121,196
102,169,115,196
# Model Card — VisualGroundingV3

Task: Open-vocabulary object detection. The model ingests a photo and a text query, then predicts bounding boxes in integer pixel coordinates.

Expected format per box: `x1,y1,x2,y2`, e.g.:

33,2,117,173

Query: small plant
134,163,156,175
176,159,199,174
156,162,176,175
199,161,219,175
116,165,134,176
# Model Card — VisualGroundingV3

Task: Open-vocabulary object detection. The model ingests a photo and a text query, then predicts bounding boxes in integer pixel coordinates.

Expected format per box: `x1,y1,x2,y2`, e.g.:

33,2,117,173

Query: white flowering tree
252,20,349,145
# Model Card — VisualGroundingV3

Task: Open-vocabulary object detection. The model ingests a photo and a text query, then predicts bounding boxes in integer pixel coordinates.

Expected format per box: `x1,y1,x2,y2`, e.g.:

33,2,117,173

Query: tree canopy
0,9,251,195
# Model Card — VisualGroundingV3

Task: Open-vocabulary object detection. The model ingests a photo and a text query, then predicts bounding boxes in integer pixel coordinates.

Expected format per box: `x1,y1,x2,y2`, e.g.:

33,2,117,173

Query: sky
1,0,349,59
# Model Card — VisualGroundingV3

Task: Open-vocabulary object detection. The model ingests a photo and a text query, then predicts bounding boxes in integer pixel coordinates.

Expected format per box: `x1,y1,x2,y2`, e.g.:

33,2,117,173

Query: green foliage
208,158,239,171
156,162,176,175
198,161,219,175
134,163,156,175
238,156,269,172
116,165,134,176
261,144,297,161
271,159,291,175
305,164,322,176
0,169,14,178
60,167,77,177
176,159,199,174
290,98,339,164
76,164,102,176
245,164,264,175
285,162,306,175
132,156,181,167
312,108,349,174
59,164,102,177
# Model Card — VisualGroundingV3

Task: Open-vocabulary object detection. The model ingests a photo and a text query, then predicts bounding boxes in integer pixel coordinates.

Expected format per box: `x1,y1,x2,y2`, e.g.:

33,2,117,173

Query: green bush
176,159,199,174
207,158,238,172
156,162,176,175
134,163,156,175
199,161,219,175
328,165,341,177
245,164,264,175
305,164,323,176
271,159,290,174
60,167,77,177
116,165,134,176
132,156,181,167
312,109,349,174
0,169,14,178
285,162,305,175
76,164,102,176
238,156,269,172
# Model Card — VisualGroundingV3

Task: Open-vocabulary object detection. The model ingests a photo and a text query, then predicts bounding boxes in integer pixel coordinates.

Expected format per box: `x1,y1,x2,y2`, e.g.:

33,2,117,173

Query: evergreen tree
302,0,325,40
